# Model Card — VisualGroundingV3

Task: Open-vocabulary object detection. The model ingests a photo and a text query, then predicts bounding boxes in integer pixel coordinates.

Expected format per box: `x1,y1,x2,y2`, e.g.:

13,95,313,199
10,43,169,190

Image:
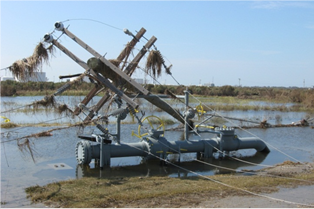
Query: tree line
1,80,313,108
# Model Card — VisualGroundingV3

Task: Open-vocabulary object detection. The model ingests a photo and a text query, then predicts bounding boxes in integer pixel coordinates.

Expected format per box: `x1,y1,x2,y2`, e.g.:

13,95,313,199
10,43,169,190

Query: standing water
1,96,314,207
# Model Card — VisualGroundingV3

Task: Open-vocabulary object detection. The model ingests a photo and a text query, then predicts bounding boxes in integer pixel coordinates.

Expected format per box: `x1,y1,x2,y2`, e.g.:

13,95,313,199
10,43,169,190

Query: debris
259,120,270,128
146,50,163,78
9,42,54,81
292,119,309,126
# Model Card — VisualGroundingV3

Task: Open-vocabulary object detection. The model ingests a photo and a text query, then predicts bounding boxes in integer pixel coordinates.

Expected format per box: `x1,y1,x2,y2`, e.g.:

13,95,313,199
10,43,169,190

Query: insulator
96,124,108,134
156,50,165,63
54,83,71,96
123,28,132,36
78,103,89,112
110,108,125,117
44,33,53,43
55,21,64,31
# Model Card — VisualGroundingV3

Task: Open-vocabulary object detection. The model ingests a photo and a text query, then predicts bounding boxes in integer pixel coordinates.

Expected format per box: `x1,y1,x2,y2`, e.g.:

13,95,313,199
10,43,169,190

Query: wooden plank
124,36,157,76
116,28,146,62
62,28,149,95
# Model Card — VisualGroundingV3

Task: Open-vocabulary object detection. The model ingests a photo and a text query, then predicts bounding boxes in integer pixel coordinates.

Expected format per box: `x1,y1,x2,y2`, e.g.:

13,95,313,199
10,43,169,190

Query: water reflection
76,151,268,179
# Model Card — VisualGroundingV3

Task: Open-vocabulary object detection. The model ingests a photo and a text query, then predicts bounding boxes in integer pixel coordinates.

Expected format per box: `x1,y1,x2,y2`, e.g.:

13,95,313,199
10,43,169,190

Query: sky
1,1,313,87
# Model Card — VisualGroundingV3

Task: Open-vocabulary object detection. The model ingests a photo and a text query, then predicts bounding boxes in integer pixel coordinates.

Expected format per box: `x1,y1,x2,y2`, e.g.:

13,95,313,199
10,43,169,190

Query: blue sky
1,1,313,87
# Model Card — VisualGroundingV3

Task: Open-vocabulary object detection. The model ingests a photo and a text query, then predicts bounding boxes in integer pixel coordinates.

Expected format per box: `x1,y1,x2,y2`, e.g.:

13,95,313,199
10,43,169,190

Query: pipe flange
75,140,92,165
141,137,154,160
76,164,85,179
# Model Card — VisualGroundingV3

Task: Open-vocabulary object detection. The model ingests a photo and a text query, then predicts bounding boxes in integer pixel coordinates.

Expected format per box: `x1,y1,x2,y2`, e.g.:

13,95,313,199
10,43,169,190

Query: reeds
17,138,36,162
31,95,56,110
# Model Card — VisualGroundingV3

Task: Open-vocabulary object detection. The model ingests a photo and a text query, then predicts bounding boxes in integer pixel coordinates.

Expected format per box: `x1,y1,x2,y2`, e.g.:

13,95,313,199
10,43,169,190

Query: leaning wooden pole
81,28,146,119
57,25,149,96
43,35,139,109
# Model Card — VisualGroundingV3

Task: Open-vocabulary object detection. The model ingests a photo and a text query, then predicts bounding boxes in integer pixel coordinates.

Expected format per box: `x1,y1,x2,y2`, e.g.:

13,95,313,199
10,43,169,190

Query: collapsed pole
43,34,139,109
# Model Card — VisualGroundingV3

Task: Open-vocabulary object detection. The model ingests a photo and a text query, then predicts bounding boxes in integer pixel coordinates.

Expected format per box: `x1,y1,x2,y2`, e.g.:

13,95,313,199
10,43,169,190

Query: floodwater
1,96,314,207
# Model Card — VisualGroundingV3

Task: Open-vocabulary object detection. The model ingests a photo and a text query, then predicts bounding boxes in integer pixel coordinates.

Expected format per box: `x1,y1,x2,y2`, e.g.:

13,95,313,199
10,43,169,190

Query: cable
1,67,10,71
61,18,123,31
1,104,33,114
0,116,69,142
2,143,10,167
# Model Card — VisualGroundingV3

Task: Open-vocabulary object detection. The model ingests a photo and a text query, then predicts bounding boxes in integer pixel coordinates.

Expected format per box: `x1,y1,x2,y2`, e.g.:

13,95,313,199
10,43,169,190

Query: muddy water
1,96,314,207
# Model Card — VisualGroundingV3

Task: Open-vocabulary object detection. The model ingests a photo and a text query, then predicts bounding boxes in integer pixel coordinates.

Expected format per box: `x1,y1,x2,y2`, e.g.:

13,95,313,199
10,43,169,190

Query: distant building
1,76,15,81
134,78,144,84
203,82,215,87
15,72,48,82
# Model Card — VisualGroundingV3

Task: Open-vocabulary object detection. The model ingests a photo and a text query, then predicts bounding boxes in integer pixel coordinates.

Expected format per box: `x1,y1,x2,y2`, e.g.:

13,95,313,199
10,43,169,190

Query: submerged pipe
76,129,270,167
237,137,270,153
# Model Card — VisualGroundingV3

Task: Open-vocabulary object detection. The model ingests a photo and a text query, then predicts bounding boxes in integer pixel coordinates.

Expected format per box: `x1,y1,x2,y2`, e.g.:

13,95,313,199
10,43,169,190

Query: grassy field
25,161,314,208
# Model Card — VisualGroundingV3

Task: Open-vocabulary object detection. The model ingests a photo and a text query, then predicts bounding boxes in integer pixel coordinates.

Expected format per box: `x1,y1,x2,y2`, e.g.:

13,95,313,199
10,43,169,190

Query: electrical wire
3,20,312,206
61,18,123,31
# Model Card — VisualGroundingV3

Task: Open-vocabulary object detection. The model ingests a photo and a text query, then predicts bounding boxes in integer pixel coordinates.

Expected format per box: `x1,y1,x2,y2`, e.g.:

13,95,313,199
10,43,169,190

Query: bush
289,90,304,103
1,83,17,96
220,85,236,96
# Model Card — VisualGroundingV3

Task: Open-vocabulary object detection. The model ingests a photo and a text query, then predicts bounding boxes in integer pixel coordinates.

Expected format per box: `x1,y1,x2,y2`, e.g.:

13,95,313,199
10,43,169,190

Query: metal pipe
220,136,270,153
76,131,270,167
92,142,149,159
184,89,189,140
238,137,270,153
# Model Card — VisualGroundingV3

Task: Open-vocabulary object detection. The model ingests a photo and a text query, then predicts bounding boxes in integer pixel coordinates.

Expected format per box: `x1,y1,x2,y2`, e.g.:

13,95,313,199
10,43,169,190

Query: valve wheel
196,103,206,117
137,115,165,138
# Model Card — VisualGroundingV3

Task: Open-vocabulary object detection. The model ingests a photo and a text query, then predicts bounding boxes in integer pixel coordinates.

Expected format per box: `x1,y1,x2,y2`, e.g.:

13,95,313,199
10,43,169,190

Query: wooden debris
259,120,271,128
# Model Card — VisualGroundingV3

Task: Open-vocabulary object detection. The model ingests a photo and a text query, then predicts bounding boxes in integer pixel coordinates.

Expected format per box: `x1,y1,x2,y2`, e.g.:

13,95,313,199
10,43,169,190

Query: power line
61,18,123,31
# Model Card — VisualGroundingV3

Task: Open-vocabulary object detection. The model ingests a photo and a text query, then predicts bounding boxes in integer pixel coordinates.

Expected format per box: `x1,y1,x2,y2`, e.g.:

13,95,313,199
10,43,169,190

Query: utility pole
238,78,241,87
303,79,305,88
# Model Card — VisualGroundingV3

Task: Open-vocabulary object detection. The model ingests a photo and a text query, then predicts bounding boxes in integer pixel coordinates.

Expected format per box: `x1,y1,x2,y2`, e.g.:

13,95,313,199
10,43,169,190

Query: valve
195,103,206,117
1,116,10,123
132,115,165,139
